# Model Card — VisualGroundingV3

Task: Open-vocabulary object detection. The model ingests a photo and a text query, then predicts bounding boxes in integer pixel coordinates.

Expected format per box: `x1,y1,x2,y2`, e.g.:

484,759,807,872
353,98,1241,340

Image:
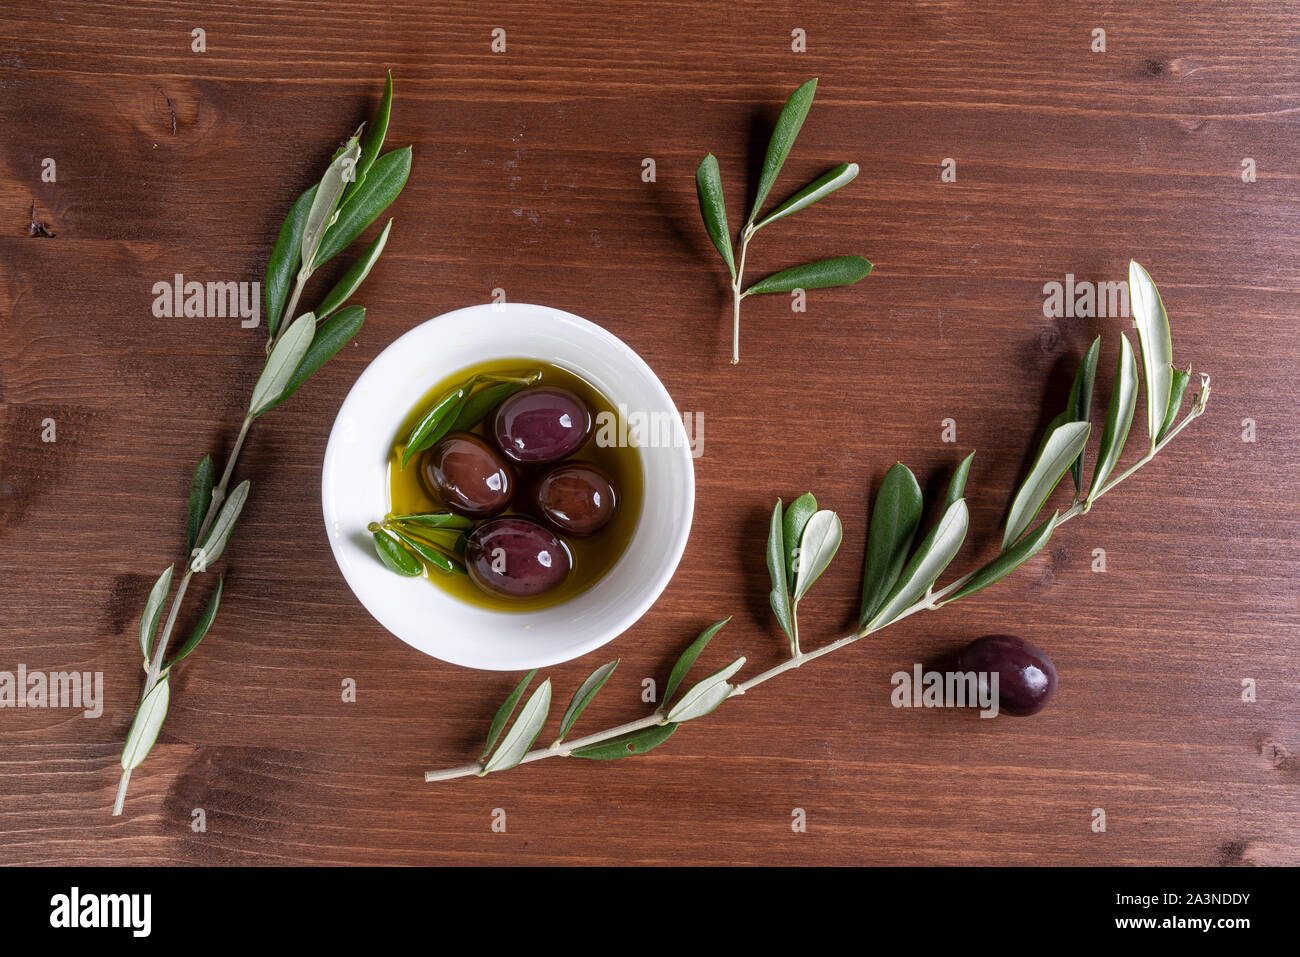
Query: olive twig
113,74,410,816
425,379,1207,782
729,223,754,365
425,263,1207,782
695,79,871,365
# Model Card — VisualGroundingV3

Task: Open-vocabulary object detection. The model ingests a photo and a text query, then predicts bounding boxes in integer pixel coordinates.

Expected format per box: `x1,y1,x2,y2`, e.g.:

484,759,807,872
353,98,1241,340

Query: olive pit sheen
533,461,618,536
421,432,513,518
956,634,1058,717
465,517,571,597
493,387,592,464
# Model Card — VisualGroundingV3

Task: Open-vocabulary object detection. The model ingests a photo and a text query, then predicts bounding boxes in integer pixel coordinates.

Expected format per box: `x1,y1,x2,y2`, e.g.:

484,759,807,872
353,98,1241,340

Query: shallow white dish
321,302,695,671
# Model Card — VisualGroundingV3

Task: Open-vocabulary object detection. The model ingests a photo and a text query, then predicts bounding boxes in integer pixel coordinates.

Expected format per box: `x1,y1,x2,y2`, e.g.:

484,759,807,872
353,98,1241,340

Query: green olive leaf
387,512,475,530
866,499,969,631
557,659,619,741
449,380,528,433
1034,411,1069,459
1002,420,1090,550
400,372,529,465
388,526,465,575
265,185,316,339
481,670,537,760
249,312,316,417
748,77,818,223
1157,366,1191,443
663,617,731,708
165,575,222,670
792,509,842,603
665,657,745,723
484,679,552,773
348,70,392,198
743,255,872,295
946,451,976,509
754,162,858,230
859,463,923,627
765,500,794,644
138,564,174,662
781,492,817,586
121,676,169,772
942,512,1059,605
300,138,362,277
570,723,678,760
263,306,364,411
1129,260,1174,451
401,383,468,468
392,523,463,554
1067,337,1101,492
185,455,216,554
371,528,421,576
1088,332,1139,503
316,220,391,320
313,146,412,270
192,480,250,572
695,153,735,278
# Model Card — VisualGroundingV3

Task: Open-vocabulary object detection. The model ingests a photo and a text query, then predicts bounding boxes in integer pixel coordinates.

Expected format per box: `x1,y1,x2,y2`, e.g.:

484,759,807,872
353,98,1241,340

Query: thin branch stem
424,711,667,782
111,412,255,816
112,569,192,816
1088,403,1201,504
423,393,1209,783
730,224,754,365
268,270,311,355
112,770,131,816
198,414,253,544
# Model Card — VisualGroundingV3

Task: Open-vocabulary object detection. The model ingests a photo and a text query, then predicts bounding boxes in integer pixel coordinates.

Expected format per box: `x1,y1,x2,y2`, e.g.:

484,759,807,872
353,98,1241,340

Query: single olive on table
956,634,1058,717
493,387,592,464
464,516,572,598
420,432,513,519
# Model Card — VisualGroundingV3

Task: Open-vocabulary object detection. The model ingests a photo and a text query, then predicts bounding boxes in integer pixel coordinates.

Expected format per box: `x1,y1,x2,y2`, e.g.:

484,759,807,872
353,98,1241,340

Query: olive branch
114,73,411,816
696,78,873,364
425,261,1209,781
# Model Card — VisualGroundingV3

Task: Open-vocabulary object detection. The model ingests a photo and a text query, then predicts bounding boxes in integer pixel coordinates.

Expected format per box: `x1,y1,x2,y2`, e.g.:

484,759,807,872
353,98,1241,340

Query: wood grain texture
1,0,1297,866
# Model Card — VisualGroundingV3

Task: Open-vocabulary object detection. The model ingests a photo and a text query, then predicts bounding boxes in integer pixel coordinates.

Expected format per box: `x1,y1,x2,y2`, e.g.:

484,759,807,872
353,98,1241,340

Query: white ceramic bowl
321,302,695,671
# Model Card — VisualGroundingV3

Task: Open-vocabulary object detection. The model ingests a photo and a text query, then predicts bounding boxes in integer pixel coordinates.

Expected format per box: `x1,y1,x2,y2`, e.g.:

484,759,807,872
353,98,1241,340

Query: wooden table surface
1,0,1297,866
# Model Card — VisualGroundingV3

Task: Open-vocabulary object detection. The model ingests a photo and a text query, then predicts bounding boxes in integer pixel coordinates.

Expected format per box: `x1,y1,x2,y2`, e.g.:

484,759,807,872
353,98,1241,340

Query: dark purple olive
493,387,591,464
956,634,1057,717
464,517,571,598
421,432,513,519
532,461,618,537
